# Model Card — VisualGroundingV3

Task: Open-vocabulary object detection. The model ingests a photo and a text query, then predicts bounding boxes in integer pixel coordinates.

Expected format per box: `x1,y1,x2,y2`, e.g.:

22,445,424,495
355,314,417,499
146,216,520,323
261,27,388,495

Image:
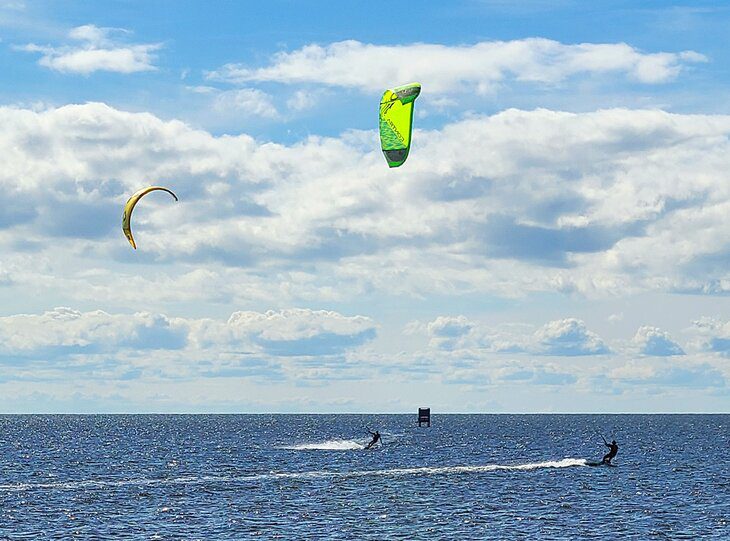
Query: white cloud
1,103,730,309
17,24,160,74
0,307,726,411
632,326,685,356
221,309,377,355
0,307,187,356
186,85,217,94
213,88,280,119
227,308,375,341
286,89,321,112
0,303,381,412
399,315,727,398
208,38,706,93
690,317,730,356
534,318,609,356
425,315,475,350
68,24,110,44
412,315,607,355
607,313,624,323
0,306,376,362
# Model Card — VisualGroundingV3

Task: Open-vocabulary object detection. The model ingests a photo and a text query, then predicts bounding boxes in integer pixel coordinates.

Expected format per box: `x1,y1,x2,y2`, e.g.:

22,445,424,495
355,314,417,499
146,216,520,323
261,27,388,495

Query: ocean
0,414,728,539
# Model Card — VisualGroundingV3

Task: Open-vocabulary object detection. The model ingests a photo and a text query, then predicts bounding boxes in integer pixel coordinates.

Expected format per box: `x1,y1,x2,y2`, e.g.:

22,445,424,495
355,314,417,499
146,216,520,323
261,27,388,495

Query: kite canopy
379,82,421,168
122,186,178,249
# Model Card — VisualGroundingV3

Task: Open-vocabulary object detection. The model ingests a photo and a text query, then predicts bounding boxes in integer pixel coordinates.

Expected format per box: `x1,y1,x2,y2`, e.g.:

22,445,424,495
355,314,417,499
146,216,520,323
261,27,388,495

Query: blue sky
1,0,729,412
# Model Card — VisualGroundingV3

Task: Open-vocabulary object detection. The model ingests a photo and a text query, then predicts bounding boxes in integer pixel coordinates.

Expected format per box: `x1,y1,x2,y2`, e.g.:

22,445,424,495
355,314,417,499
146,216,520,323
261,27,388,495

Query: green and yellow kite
379,82,421,168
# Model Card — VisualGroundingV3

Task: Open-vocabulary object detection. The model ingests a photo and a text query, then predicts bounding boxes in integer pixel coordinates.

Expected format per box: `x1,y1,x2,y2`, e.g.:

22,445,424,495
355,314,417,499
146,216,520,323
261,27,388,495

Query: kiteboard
586,461,617,467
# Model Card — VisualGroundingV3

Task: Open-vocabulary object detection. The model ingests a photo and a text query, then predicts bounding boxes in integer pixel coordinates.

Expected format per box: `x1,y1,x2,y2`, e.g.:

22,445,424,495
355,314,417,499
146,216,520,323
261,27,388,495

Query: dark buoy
418,407,431,427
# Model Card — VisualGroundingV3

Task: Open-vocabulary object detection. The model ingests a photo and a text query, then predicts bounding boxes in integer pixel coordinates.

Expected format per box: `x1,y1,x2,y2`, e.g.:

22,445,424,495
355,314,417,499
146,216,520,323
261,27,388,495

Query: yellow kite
122,186,178,249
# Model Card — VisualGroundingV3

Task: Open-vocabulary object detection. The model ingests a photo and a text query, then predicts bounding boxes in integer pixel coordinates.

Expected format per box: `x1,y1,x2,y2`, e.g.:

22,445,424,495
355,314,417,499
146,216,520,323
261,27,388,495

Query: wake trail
279,439,365,451
0,458,588,493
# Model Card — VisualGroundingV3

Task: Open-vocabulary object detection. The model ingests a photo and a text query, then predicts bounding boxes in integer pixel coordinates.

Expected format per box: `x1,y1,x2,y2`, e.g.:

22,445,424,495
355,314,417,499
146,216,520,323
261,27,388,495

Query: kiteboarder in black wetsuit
365,430,382,449
602,436,618,464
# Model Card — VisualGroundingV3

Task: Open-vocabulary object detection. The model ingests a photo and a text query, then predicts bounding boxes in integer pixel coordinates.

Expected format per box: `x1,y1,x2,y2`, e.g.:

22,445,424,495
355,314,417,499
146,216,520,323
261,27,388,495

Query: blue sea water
0,414,728,540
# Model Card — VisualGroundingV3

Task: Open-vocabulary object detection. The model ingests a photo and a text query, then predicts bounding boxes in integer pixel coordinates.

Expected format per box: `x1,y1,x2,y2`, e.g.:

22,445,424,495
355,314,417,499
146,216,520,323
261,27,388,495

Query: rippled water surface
0,414,728,539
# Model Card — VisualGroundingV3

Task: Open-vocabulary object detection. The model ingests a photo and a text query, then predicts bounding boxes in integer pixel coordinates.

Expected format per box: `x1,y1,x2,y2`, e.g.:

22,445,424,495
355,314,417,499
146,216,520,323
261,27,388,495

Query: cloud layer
0,307,186,356
1,308,725,405
209,39,706,93
411,316,609,356
0,307,376,360
404,314,727,404
2,102,730,308
2,8,728,413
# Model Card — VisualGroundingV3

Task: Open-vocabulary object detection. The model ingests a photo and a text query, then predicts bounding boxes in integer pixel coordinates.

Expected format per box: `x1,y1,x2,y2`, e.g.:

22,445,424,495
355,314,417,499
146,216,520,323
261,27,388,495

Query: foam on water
281,438,365,451
0,458,588,493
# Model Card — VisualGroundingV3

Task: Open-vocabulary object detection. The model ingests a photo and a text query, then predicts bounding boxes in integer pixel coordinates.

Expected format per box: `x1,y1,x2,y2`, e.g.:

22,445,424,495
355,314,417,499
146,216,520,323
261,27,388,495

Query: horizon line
1,411,728,415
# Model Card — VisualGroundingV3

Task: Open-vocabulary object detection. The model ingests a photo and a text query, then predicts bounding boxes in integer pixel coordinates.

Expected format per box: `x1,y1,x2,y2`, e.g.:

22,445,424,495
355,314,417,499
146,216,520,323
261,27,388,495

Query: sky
1,0,729,413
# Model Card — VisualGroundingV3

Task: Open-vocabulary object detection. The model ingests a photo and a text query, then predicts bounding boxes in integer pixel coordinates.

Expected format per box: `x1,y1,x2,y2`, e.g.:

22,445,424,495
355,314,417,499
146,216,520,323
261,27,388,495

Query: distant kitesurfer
365,429,382,449
601,436,618,464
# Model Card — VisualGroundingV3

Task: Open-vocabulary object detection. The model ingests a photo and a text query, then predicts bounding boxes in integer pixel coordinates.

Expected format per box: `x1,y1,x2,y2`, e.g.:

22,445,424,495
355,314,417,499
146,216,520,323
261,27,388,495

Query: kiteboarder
365,429,382,449
601,436,618,464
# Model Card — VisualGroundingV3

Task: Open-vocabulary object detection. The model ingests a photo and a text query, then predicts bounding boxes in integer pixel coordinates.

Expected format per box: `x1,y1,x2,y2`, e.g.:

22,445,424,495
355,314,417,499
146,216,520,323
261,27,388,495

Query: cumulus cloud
416,319,726,395
17,24,161,74
0,307,725,410
413,326,727,398
286,89,322,112
632,326,685,356
0,307,187,358
534,318,609,356
224,309,377,356
0,308,377,411
407,316,526,352
213,88,280,119
1,103,730,307
425,315,475,350
413,315,607,356
691,317,730,356
208,39,706,93
0,307,376,367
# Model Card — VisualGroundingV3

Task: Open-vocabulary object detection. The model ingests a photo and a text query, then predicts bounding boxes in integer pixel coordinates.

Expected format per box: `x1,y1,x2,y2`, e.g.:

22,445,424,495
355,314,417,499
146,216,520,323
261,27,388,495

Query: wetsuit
602,440,618,464
365,431,381,449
